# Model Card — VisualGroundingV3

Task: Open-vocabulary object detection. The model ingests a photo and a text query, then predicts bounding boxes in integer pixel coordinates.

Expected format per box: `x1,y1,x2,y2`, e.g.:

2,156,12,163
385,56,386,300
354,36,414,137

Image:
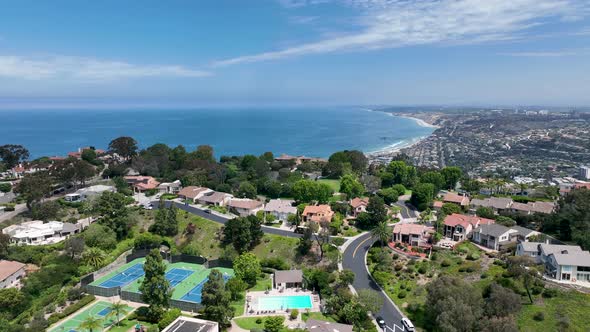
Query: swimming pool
256,295,313,311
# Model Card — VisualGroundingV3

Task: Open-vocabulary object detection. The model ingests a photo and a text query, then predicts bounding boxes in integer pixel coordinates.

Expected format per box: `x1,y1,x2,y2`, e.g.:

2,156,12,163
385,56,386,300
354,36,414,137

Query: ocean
0,107,434,159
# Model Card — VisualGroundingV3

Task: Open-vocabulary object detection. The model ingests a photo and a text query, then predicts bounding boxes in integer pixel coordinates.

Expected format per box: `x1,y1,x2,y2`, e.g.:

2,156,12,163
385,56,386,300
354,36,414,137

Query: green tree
0,288,26,318
108,136,138,160
201,269,234,327
95,191,132,240
150,202,179,236
297,226,313,256
223,215,263,253
420,171,446,193
31,200,61,221
484,283,521,318
377,187,399,205
107,302,129,326
371,221,391,247
495,216,516,227
81,148,97,164
476,207,496,219
14,171,52,210
426,276,483,332
357,289,384,314
264,316,285,332
385,160,417,188
82,247,106,269
506,256,536,304
0,182,11,193
236,181,257,199
441,166,463,190
194,145,215,163
292,180,333,203
139,249,171,321
226,277,248,301
441,202,462,216
79,316,102,332
410,183,435,211
82,224,117,250
64,237,85,259
364,195,387,228
340,174,365,199
0,144,29,168
233,253,261,287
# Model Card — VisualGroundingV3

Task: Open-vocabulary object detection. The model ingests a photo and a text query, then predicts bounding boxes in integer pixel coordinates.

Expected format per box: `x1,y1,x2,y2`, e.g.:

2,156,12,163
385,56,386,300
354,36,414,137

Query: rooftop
178,186,211,199
228,199,263,210
264,199,297,214
0,260,26,281
350,197,369,208
306,319,353,332
161,316,218,332
274,270,303,284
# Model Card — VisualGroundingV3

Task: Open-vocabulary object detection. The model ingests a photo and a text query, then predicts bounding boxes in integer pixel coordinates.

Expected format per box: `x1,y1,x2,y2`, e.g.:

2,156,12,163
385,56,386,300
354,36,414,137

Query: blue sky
0,0,589,106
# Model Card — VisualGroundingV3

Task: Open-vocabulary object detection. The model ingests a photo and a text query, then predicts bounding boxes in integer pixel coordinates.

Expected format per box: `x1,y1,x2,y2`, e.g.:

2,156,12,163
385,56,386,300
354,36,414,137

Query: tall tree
82,247,106,269
441,166,463,190
233,253,261,287
139,249,171,321
79,316,102,332
366,196,388,227
340,174,365,199
371,221,391,247
410,183,435,211
223,215,263,253
201,269,234,327
426,276,483,332
14,171,52,210
308,220,331,261
64,237,85,259
0,144,29,168
95,191,132,240
107,302,129,326
150,202,179,237
109,136,138,160
506,256,536,304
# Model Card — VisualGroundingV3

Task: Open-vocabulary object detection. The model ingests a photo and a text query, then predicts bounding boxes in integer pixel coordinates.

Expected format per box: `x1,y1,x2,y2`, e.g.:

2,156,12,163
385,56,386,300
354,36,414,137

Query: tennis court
180,272,231,303
99,263,144,288
48,301,131,332
165,268,194,287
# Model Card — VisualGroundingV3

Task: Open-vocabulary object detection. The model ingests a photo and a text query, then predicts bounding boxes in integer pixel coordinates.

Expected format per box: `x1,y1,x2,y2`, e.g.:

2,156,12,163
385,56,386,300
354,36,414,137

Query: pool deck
244,289,320,316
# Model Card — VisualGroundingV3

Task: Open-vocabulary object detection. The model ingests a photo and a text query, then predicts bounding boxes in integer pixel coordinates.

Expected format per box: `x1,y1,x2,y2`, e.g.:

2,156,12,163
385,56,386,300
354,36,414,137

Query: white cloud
499,49,588,57
0,55,211,81
289,16,320,24
277,0,332,8
214,0,590,67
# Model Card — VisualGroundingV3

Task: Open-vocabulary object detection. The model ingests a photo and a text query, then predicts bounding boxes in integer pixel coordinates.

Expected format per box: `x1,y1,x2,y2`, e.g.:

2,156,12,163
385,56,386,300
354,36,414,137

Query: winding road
155,199,416,331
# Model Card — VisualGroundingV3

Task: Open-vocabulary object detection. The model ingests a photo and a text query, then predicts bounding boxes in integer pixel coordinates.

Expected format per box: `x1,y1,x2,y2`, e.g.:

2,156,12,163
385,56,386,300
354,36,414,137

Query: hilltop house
178,186,212,203
349,197,369,218
442,192,470,207
392,223,434,247
197,191,233,207
227,199,264,217
472,224,539,251
0,260,27,289
124,176,160,193
2,220,81,246
64,185,115,202
301,205,334,224
443,213,495,241
157,180,182,194
518,242,590,284
264,199,297,222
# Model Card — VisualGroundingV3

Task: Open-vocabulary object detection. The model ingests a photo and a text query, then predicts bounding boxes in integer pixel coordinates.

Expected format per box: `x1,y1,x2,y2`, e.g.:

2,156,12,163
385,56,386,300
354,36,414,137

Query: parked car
401,318,415,332
144,203,153,210
204,209,212,214
375,316,386,328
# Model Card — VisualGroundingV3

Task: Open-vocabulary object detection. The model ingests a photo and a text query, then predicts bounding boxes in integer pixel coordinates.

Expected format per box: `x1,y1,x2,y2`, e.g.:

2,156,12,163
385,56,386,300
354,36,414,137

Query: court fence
85,284,121,297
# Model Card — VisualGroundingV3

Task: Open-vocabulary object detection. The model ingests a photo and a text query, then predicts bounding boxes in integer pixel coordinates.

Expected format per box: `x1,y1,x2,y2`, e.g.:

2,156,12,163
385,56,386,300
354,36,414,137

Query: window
577,266,590,272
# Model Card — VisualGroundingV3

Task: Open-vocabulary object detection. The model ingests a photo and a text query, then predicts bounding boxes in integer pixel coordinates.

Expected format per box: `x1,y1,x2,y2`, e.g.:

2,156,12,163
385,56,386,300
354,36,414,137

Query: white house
64,185,115,202
0,260,26,289
158,180,182,194
516,242,590,284
472,224,539,251
264,199,297,221
227,199,264,217
2,220,82,246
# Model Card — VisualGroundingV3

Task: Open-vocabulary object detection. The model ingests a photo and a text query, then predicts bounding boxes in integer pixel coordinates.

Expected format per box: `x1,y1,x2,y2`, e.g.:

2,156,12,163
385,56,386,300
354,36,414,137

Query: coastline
365,111,438,161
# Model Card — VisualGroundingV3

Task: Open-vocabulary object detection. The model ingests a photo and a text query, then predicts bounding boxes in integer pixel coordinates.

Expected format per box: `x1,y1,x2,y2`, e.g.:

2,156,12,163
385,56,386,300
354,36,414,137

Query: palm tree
371,221,391,247
107,302,129,326
82,247,106,269
79,316,102,332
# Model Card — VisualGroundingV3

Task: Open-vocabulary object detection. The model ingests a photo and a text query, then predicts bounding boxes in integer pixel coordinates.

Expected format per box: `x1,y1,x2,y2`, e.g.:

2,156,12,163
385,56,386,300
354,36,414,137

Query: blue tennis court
180,273,230,303
99,263,144,288
166,268,194,287
97,307,112,317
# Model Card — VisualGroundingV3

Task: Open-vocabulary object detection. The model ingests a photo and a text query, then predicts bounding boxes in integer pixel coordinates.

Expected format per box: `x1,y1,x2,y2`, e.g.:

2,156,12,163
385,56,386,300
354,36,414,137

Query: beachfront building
301,205,334,224
64,185,115,202
392,223,434,247
0,260,27,289
273,270,303,290
124,176,160,193
227,198,264,217
161,316,219,332
157,180,182,194
349,197,369,218
443,213,495,241
264,199,297,222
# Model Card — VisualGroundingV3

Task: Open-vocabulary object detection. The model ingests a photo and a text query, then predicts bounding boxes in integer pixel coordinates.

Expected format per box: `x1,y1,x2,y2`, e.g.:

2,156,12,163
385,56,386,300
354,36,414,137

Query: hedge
48,294,96,325
158,308,181,329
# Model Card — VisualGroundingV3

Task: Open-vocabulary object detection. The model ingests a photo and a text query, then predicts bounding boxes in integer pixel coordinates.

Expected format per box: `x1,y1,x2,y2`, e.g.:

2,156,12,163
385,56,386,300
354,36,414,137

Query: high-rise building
580,166,590,180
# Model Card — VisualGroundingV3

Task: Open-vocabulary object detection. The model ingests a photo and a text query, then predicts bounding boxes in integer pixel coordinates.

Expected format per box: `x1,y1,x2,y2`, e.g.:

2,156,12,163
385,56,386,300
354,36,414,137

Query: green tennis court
48,301,132,332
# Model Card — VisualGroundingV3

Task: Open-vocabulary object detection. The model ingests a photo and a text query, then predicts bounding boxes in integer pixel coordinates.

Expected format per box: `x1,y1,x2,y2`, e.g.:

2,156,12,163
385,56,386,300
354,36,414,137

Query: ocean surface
0,108,434,159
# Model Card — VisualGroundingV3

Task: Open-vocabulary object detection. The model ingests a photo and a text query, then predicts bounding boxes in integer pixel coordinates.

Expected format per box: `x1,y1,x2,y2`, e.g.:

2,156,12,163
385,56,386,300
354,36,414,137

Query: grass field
176,211,224,258
317,179,341,192
252,234,299,267
518,290,590,332
48,301,132,332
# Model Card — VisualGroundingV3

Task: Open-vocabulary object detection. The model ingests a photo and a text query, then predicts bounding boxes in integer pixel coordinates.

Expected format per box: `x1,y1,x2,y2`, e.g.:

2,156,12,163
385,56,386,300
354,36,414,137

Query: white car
401,318,415,332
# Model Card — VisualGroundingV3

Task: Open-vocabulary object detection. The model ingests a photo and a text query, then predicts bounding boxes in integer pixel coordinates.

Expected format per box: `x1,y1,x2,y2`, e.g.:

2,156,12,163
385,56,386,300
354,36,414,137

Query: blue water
0,108,433,159
257,295,313,310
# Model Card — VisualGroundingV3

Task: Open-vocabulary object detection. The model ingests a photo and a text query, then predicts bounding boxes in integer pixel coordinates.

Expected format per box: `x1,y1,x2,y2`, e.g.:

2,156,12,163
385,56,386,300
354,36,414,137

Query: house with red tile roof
178,186,212,202
302,205,334,223
443,213,495,241
349,197,369,217
0,260,27,289
197,191,233,207
124,176,160,193
392,223,434,247
442,192,470,207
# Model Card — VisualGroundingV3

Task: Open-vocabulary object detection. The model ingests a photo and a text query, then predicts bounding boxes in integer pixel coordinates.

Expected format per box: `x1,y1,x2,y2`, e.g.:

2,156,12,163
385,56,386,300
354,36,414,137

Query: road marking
353,236,372,258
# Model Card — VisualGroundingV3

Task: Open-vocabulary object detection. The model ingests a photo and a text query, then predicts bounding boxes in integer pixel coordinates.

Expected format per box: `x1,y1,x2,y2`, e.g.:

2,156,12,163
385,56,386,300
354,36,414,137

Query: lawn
176,211,224,258
301,312,336,322
252,234,300,267
317,179,341,192
518,290,590,332
109,318,159,332
234,316,290,331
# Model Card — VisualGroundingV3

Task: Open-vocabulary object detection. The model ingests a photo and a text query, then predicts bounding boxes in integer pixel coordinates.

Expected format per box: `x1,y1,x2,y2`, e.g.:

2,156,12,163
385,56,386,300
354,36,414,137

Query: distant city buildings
580,165,590,180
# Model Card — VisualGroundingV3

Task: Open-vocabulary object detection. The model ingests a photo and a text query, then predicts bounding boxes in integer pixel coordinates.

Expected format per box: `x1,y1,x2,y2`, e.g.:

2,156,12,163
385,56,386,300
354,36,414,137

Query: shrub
256,317,263,324
480,273,488,279
533,312,545,321
261,257,290,270
394,264,403,271
430,253,438,261
408,303,420,313
398,290,407,298
290,309,299,320
532,286,543,295
392,254,399,260
418,266,427,274
332,237,346,246
441,260,451,267
3,203,15,211
47,313,66,325
62,295,95,317
181,243,201,256
400,283,406,290
542,288,558,298
467,253,480,261
158,308,181,329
